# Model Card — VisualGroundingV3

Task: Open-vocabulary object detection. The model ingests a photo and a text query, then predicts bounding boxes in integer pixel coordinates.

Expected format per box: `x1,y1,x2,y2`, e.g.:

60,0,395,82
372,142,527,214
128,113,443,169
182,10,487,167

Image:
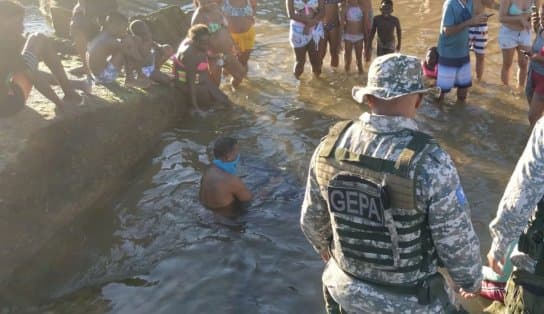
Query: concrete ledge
0,75,188,300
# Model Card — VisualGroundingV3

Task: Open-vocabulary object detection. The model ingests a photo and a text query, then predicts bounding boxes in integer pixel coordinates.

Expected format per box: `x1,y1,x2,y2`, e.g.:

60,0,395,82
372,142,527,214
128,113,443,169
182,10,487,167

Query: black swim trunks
0,81,25,117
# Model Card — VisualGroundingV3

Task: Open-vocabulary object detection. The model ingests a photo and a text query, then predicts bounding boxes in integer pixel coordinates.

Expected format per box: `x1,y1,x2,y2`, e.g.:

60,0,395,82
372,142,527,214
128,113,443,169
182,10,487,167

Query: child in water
421,46,438,86
369,0,401,56
124,20,174,86
341,0,366,74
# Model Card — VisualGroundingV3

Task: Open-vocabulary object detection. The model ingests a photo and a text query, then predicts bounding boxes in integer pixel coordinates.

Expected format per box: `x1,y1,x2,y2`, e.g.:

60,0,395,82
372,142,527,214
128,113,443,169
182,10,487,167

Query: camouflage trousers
323,284,348,314
504,269,544,314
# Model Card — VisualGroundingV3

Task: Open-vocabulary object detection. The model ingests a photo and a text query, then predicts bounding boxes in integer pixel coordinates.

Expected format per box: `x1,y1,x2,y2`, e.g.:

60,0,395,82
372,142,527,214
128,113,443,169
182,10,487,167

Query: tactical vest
519,199,544,275
316,120,438,286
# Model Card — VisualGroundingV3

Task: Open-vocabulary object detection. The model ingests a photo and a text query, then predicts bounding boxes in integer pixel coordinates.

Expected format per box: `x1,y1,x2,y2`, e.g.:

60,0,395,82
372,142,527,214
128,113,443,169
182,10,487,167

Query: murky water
3,0,535,313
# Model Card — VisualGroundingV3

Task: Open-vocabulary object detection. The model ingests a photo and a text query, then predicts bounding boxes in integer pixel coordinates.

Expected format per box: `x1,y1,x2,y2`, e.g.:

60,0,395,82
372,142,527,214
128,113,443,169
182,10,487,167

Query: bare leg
501,48,516,87
149,45,175,84
329,27,340,68
69,27,90,76
293,46,307,79
23,33,82,108
344,40,353,72
474,52,485,82
517,46,529,90
457,87,469,103
37,71,91,94
238,50,251,69
529,93,544,127
318,32,329,65
307,40,322,78
363,39,371,63
354,40,364,75
124,58,152,89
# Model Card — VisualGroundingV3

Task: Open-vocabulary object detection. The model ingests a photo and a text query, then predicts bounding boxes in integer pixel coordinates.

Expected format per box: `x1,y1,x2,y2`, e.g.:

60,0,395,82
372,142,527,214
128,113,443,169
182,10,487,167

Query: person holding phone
469,0,499,82
498,0,537,90
525,4,544,127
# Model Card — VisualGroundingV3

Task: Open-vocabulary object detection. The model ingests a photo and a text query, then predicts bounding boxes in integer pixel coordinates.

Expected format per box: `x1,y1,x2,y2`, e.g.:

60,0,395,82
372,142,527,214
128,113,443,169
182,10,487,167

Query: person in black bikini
319,0,341,68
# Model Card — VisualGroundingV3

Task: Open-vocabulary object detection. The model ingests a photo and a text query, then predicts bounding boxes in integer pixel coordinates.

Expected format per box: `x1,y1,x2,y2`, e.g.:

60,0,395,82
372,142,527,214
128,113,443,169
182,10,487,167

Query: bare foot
125,77,152,89
69,65,87,77
231,77,242,88
62,92,84,106
72,78,92,94
192,108,208,118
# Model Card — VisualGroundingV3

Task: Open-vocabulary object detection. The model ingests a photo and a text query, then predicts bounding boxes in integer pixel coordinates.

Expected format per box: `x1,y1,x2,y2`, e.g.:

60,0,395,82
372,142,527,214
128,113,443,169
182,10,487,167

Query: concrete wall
0,85,188,304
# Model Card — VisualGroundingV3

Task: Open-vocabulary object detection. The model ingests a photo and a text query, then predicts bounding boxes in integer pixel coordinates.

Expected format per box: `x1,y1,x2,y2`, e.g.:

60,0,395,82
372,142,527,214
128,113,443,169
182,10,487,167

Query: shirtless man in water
200,137,252,214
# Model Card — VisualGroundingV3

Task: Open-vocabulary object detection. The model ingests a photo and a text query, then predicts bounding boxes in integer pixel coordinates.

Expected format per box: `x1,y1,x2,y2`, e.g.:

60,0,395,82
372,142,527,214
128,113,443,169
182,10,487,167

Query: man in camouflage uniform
300,54,482,313
487,118,544,313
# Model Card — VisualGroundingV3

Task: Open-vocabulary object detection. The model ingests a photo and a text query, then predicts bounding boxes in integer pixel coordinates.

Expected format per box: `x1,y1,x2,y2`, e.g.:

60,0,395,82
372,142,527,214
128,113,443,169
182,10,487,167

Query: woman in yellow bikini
223,0,257,69
192,0,247,87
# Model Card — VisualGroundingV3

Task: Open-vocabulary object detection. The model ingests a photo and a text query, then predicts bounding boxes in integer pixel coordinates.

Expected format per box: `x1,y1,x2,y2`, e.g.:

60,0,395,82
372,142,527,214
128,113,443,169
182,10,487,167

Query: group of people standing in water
287,0,401,77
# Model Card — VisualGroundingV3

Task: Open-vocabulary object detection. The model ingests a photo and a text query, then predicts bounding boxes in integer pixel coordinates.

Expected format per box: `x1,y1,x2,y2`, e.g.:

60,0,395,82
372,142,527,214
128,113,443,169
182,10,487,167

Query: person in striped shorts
469,0,498,82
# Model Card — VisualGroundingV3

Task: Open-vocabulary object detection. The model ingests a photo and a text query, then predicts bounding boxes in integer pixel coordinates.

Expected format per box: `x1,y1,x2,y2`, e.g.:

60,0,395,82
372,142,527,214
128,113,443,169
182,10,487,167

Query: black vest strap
395,131,433,177
519,198,544,275
319,120,354,158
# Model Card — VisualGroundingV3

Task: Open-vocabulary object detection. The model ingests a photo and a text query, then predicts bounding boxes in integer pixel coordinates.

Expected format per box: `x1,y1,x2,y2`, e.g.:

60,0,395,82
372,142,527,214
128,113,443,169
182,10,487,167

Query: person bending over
0,0,88,117
124,20,174,87
69,0,118,76
200,137,252,215
87,12,145,87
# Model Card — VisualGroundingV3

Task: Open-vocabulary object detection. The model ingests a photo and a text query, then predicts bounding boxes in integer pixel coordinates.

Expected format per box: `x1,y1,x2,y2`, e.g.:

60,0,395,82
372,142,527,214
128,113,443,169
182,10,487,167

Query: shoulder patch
425,145,446,165
456,185,467,206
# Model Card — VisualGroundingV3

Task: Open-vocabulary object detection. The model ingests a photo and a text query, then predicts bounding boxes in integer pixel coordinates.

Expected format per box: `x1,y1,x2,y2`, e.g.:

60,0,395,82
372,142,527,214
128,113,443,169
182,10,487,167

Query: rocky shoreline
0,5,192,302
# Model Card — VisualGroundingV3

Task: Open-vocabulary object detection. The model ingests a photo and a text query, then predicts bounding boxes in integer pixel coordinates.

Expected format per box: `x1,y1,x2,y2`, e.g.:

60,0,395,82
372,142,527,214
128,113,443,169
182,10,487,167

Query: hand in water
192,108,208,118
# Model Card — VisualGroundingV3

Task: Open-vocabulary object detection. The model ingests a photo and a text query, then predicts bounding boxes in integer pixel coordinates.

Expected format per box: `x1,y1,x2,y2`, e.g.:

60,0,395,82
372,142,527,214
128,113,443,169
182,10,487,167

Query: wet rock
133,6,192,49
39,0,77,38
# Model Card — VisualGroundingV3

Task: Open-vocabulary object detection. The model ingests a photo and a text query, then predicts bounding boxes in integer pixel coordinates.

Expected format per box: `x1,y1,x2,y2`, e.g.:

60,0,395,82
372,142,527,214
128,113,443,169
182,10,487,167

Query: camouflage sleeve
300,143,332,254
489,120,544,262
418,146,483,293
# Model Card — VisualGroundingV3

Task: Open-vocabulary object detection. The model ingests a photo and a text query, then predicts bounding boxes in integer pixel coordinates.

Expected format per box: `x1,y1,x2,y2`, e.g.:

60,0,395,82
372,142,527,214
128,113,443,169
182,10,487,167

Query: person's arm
488,120,544,273
369,18,377,45
300,143,332,258
179,50,202,111
420,147,482,293
232,176,253,203
481,0,499,10
250,0,257,15
122,36,148,64
339,0,346,30
498,0,528,27
286,0,312,24
308,0,326,26
395,17,401,51
362,0,372,38
442,2,488,36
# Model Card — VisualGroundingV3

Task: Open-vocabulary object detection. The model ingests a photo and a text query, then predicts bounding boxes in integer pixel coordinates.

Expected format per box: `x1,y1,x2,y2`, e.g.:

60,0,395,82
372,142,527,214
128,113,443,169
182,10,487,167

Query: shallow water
4,0,535,313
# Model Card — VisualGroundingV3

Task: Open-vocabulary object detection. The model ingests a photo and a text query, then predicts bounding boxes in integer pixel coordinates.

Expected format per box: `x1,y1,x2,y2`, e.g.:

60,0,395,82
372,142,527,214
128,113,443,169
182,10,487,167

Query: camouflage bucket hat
352,53,436,103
